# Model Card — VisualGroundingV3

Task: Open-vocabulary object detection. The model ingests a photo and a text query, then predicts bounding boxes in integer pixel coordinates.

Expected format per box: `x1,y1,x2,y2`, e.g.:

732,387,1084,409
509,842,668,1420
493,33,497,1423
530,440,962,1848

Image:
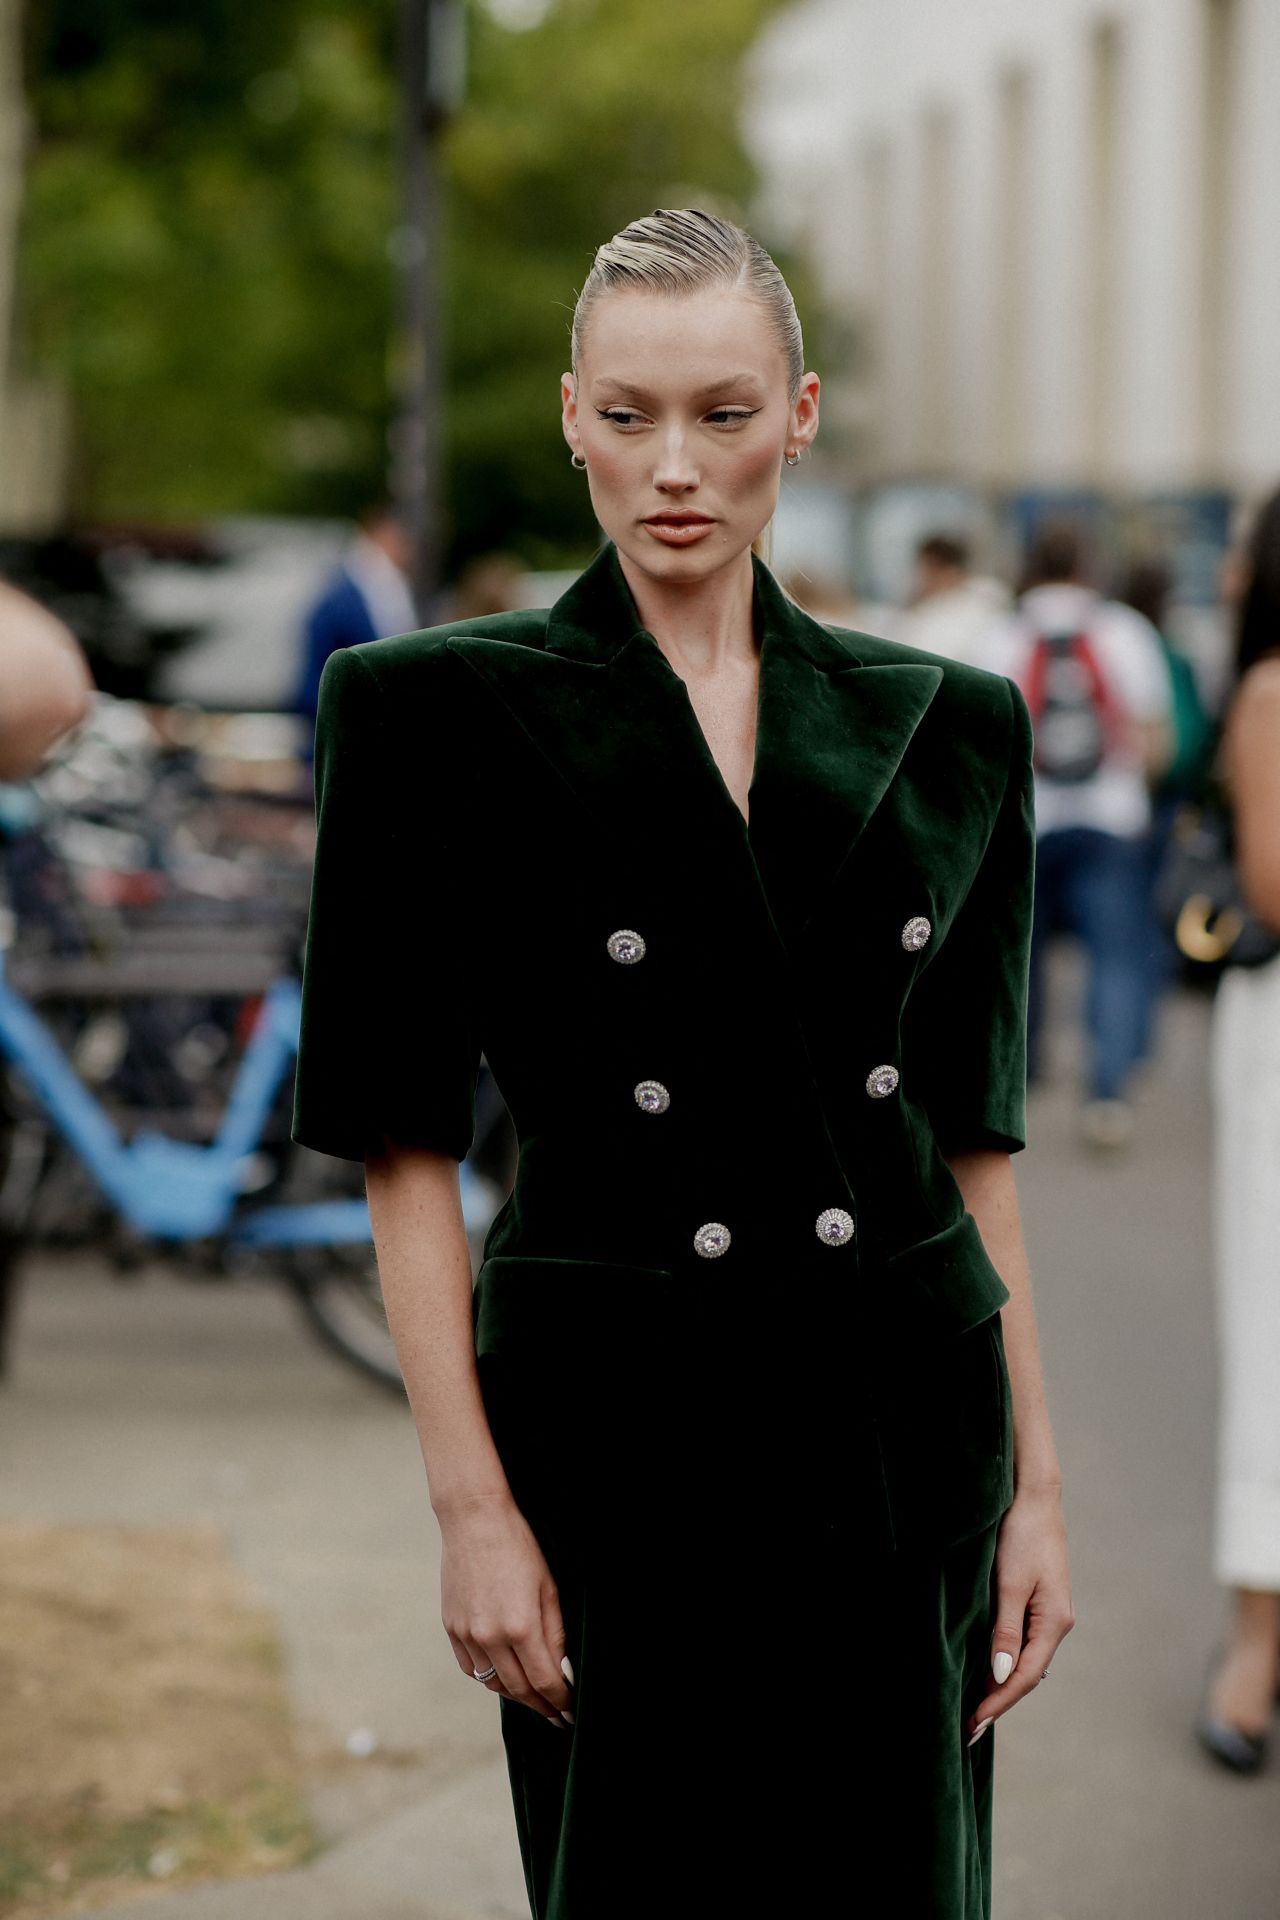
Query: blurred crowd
790,510,1258,1156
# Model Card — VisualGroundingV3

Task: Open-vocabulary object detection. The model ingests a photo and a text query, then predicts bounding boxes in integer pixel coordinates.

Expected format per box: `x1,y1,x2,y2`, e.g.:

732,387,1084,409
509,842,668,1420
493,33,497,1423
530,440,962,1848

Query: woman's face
562,286,819,588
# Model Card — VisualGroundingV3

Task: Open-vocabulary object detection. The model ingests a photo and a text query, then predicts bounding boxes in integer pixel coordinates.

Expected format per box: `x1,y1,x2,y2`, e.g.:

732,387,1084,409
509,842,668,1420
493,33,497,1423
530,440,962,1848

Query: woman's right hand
440,1491,574,1727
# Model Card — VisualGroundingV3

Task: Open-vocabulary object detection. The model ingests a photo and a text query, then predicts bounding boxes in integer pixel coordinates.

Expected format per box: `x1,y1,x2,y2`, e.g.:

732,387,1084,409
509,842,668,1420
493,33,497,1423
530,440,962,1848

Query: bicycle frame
0,960,372,1243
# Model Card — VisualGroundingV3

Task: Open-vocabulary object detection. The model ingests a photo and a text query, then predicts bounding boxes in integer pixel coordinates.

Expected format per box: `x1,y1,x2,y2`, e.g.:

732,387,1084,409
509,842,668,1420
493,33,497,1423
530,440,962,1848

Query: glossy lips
641,512,716,547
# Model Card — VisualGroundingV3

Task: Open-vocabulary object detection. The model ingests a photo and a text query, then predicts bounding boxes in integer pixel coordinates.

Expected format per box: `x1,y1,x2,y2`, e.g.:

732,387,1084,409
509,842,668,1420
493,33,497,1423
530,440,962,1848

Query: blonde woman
293,210,1073,1916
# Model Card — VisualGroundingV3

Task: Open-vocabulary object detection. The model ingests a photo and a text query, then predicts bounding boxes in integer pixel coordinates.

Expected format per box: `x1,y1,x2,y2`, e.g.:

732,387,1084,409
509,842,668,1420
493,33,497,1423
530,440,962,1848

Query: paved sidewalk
3,977,1280,1917
96,1767,523,1920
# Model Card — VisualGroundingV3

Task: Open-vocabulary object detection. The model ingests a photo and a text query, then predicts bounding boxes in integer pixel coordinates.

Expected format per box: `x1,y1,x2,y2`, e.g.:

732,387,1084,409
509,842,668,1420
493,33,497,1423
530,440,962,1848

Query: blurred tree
17,0,790,563
20,0,398,519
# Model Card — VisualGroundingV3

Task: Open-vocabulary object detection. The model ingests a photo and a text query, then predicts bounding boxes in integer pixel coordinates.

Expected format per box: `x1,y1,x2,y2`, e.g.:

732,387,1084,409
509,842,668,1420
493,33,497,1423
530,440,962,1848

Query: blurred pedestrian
893,531,1011,664
979,521,1172,1148
0,582,93,1376
1197,487,1280,1774
291,504,418,727
0,580,93,781
292,207,1072,1917
1116,559,1214,1041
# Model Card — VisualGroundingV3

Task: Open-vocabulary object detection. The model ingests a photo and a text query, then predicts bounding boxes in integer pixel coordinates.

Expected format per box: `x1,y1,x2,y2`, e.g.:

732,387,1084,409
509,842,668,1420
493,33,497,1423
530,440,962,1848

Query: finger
455,1635,515,1704
514,1633,574,1721
987,1590,1030,1690
532,1585,574,1718
968,1620,1067,1735
490,1642,571,1727
448,1632,480,1678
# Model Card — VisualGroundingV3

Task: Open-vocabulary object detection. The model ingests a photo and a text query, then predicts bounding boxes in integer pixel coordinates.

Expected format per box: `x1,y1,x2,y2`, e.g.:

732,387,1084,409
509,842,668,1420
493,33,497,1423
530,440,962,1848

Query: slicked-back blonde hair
570,208,804,401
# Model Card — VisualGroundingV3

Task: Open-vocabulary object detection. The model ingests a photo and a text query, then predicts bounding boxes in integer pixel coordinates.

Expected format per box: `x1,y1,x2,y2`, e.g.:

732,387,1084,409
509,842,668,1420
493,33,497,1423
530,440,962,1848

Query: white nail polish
967,1718,993,1748
562,1707,575,1725
992,1651,1015,1685
561,1656,575,1686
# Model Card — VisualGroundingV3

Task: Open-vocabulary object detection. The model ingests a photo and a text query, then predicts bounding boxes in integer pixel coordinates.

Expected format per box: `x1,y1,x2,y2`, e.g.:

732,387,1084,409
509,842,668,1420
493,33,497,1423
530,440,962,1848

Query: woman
1199,488,1280,1773
292,209,1073,1916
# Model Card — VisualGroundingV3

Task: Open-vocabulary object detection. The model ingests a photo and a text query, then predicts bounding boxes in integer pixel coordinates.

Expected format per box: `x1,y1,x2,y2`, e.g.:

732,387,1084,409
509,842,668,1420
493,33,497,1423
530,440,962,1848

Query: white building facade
747,0,1280,499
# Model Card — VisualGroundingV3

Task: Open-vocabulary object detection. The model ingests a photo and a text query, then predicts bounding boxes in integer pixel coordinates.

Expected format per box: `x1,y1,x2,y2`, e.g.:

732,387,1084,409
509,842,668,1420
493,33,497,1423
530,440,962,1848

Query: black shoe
1195,1708,1269,1775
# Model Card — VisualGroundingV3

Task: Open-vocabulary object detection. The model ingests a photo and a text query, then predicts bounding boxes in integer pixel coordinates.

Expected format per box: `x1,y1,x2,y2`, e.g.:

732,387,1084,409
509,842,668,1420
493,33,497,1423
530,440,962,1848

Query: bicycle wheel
289,1240,403,1392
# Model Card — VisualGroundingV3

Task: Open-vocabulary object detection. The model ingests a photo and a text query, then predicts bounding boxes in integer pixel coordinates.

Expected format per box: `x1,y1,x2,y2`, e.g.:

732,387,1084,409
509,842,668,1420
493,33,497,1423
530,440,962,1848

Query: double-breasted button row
692,1207,856,1258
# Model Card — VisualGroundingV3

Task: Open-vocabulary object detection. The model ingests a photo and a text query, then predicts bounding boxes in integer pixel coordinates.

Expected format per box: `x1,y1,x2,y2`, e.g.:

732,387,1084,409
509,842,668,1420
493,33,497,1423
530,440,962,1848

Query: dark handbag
1155,803,1280,970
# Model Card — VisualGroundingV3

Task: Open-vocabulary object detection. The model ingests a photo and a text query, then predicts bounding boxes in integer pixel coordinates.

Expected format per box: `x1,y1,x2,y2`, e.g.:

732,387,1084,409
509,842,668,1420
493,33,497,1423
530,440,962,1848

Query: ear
789,372,821,455
561,372,583,461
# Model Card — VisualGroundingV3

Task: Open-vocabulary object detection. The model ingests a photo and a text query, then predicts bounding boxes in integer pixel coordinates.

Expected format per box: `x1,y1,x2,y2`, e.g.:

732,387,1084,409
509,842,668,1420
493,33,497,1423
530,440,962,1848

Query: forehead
579,286,786,389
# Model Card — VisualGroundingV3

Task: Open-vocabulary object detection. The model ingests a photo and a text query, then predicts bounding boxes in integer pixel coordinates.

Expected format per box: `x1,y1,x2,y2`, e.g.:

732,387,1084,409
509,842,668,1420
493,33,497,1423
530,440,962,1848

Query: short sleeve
902,678,1036,1155
291,644,481,1162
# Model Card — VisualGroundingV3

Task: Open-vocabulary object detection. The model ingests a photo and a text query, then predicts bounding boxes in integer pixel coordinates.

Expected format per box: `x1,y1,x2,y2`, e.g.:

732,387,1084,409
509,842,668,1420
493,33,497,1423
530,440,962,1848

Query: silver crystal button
815,1206,855,1246
634,1079,670,1114
865,1064,900,1099
606,927,646,964
901,915,932,952
693,1221,731,1259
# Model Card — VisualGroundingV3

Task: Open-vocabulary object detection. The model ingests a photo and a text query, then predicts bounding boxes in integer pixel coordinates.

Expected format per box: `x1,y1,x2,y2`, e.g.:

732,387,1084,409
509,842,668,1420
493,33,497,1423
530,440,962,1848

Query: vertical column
1197,0,1237,476
1110,0,1205,488
950,76,1000,483
917,104,957,470
1023,24,1092,484
879,118,922,474
855,134,894,478
1083,16,1124,484
1222,0,1280,491
991,65,1033,485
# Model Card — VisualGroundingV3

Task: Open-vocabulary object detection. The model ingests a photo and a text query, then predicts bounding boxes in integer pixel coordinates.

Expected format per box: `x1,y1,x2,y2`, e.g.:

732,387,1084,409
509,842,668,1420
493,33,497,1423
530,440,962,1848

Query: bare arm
1226,659,1280,930
946,1149,1075,1739
0,584,94,780
363,1144,573,1727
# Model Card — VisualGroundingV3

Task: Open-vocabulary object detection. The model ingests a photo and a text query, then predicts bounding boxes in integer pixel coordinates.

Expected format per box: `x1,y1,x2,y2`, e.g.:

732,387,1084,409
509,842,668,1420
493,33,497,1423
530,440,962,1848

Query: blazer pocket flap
883,1211,1010,1337
474,1255,677,1358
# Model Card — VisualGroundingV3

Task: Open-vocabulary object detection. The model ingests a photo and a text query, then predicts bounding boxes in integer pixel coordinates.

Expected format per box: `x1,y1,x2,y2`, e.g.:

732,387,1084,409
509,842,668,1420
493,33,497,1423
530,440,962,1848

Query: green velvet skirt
480,1299,1005,1918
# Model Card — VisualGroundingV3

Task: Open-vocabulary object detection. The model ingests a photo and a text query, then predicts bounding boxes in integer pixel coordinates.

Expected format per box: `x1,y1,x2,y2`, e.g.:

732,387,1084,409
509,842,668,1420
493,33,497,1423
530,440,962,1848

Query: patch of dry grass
0,1526,317,1916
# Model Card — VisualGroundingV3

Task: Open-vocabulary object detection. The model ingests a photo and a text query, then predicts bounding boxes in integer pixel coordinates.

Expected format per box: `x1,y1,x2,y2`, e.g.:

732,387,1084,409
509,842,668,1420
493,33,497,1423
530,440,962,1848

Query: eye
705,408,761,429
596,407,649,430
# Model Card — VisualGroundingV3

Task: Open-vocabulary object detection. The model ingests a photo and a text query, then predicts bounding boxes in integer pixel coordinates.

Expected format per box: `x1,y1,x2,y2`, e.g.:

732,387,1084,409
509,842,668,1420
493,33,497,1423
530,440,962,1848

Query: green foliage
21,0,399,518
18,0,790,563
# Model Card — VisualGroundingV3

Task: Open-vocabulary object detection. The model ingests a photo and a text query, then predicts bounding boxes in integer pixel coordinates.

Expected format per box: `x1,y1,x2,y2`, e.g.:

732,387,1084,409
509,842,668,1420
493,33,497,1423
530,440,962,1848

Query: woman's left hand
966,1484,1074,1743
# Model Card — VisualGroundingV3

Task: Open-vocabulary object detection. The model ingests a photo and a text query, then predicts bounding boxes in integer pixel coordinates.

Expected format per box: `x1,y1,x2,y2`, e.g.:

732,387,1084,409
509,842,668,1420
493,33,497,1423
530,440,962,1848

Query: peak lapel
747,565,943,943
445,547,754,906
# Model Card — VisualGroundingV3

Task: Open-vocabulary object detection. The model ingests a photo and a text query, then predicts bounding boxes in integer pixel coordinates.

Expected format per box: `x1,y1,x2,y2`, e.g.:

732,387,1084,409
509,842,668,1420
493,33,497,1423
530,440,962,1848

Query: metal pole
392,0,443,611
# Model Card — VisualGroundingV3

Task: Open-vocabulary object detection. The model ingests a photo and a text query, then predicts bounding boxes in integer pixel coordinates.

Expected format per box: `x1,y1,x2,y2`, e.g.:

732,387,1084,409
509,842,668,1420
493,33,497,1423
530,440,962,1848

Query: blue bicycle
0,953,498,1387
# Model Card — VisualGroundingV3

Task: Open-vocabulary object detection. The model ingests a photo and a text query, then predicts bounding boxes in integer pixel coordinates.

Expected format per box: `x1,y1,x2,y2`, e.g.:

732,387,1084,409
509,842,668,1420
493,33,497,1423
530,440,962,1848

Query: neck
617,546,759,669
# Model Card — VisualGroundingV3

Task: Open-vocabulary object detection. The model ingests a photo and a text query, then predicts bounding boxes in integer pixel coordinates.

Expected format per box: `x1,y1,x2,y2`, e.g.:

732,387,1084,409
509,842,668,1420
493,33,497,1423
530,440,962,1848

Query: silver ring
473,1664,498,1683
1039,1669,1050,1682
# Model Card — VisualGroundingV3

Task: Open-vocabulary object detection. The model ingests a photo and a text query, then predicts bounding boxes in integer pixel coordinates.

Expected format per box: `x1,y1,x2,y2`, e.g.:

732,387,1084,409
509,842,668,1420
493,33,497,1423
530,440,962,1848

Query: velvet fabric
292,543,1035,1917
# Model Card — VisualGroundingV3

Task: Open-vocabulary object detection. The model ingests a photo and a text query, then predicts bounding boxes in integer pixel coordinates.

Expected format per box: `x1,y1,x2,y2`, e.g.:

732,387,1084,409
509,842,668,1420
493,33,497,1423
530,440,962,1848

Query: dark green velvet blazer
293,542,1035,1556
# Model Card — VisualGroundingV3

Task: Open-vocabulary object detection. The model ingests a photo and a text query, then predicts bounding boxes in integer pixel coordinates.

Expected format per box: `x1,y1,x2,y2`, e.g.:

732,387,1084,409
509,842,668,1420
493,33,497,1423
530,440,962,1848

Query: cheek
722,436,784,507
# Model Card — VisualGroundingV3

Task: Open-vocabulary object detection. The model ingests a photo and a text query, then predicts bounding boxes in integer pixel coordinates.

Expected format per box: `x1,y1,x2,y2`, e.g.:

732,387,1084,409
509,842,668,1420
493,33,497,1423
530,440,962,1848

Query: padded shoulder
343,607,553,689
824,622,1018,754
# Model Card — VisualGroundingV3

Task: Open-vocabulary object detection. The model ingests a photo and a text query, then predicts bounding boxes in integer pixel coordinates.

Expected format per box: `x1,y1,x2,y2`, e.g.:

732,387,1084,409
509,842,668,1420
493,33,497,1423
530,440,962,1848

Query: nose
653,426,698,495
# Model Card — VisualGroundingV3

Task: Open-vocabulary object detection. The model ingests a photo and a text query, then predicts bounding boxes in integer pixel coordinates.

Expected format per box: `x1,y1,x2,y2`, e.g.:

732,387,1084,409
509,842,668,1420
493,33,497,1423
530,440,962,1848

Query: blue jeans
1028,826,1153,1103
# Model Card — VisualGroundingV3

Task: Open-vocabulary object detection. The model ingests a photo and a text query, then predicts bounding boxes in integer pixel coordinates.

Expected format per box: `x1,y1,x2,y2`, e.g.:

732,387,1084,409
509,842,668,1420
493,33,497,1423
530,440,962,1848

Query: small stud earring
570,451,587,470
784,449,801,468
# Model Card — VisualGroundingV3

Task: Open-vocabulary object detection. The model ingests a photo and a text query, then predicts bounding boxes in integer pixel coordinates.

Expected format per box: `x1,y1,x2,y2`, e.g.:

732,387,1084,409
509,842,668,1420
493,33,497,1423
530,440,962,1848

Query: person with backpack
979,522,1172,1148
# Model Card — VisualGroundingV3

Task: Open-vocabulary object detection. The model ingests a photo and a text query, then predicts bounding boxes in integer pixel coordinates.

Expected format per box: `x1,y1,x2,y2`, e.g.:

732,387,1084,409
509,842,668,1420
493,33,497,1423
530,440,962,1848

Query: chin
615,527,748,584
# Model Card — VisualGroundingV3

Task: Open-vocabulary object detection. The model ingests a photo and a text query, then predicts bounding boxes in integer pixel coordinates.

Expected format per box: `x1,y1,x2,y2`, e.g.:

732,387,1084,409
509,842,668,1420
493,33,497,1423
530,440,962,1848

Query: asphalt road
2,971,1278,1918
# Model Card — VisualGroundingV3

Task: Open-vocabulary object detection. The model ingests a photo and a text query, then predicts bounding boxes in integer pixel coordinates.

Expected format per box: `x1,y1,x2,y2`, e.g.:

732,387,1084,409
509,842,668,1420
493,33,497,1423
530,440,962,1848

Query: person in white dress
1199,487,1280,1773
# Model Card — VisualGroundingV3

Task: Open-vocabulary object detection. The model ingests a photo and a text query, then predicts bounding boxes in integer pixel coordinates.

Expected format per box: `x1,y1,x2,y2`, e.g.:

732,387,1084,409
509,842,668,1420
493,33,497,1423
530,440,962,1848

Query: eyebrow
591,374,767,402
